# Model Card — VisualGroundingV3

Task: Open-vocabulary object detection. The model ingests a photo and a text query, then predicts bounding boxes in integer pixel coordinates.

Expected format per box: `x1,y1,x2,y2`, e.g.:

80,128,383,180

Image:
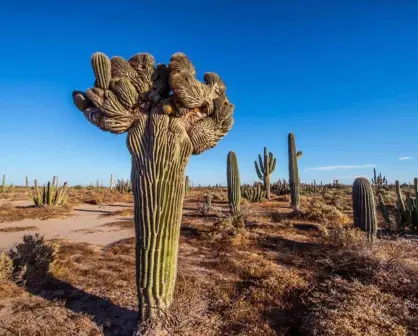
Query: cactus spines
254,147,276,199
73,51,234,324
227,151,241,214
352,177,377,242
288,133,302,211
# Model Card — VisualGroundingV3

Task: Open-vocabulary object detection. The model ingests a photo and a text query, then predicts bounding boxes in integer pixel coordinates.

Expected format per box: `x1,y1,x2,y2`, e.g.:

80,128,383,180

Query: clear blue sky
1,1,418,186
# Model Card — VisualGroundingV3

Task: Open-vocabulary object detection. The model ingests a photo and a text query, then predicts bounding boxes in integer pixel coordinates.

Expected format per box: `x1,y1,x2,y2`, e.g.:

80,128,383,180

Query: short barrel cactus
72,51,234,324
352,177,377,241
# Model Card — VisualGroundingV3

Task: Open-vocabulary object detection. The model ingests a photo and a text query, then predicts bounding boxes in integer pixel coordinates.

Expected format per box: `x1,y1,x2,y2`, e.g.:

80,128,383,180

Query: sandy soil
0,202,135,250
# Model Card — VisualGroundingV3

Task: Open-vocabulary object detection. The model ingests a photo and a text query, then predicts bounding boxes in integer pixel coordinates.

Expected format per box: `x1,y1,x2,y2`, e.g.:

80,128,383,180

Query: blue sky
1,1,418,186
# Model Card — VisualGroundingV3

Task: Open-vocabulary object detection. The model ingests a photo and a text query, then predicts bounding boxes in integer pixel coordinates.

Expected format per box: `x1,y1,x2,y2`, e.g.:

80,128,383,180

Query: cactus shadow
73,208,113,214
259,236,319,269
26,277,138,336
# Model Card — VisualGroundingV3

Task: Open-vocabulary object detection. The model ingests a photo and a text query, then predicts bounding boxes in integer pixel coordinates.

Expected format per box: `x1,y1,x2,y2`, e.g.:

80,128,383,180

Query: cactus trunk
288,133,302,211
128,120,192,323
352,177,377,242
227,151,241,214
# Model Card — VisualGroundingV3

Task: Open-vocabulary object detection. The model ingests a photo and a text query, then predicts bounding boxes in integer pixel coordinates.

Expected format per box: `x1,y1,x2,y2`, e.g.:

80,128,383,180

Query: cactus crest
73,50,235,326
352,177,377,242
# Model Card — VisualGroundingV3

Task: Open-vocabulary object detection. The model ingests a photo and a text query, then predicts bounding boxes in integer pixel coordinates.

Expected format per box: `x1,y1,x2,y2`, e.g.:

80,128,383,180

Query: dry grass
0,202,72,223
302,277,412,336
0,188,417,335
100,208,134,217
69,188,133,206
0,226,38,233
99,221,134,230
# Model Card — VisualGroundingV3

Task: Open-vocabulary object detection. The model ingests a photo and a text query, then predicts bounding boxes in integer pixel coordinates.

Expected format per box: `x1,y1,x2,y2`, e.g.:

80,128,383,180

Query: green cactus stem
352,177,377,242
254,147,276,199
288,133,302,211
73,51,234,325
227,151,241,214
241,184,266,202
28,177,68,207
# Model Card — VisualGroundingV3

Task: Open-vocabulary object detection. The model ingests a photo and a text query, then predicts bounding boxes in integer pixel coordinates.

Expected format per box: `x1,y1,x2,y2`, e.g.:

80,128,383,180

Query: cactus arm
378,193,392,225
270,157,277,175
254,161,264,180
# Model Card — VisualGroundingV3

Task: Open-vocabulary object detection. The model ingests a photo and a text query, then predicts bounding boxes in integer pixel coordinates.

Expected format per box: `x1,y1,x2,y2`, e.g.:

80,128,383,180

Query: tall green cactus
227,151,241,214
73,51,234,326
352,177,377,242
288,133,302,211
254,147,276,199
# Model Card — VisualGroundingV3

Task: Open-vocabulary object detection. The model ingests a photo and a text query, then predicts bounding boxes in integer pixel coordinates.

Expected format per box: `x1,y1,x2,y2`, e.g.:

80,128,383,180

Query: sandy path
0,203,135,250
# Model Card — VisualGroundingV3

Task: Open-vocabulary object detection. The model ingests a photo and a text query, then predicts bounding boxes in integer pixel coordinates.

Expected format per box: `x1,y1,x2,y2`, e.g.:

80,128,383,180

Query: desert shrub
300,197,350,224
302,277,413,336
0,252,13,282
9,234,59,286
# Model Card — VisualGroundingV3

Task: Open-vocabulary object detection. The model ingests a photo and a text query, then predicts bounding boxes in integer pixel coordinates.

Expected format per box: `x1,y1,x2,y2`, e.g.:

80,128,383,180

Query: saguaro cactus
352,177,377,242
288,133,302,210
227,151,241,214
72,51,234,324
254,147,276,199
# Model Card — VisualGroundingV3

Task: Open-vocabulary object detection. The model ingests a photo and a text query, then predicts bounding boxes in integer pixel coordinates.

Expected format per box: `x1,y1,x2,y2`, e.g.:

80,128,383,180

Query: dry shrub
0,253,13,282
0,295,101,336
9,234,59,286
210,253,308,335
0,202,72,223
302,277,414,336
300,197,350,224
316,227,418,306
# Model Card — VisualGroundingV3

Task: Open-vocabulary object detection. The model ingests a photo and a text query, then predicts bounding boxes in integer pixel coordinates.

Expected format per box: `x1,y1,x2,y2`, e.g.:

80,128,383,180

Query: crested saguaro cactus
352,177,377,242
72,51,234,324
227,151,241,214
288,133,302,210
254,147,276,199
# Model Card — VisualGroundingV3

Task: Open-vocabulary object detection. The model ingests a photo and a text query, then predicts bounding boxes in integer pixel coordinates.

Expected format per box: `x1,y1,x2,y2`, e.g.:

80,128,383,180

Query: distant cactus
110,174,114,191
28,176,68,207
254,147,276,199
241,184,266,202
227,151,241,214
380,180,418,231
352,177,377,242
371,168,387,190
73,50,234,324
185,175,190,193
199,193,213,216
25,176,29,188
1,174,6,193
288,133,302,211
115,179,132,193
271,179,290,196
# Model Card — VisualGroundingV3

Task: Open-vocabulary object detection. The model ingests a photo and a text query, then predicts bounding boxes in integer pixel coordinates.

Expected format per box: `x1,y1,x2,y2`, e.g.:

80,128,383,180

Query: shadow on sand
26,277,138,336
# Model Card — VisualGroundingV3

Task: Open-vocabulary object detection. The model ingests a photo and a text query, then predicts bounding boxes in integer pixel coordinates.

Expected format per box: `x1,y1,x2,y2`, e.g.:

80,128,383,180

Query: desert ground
0,185,417,336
